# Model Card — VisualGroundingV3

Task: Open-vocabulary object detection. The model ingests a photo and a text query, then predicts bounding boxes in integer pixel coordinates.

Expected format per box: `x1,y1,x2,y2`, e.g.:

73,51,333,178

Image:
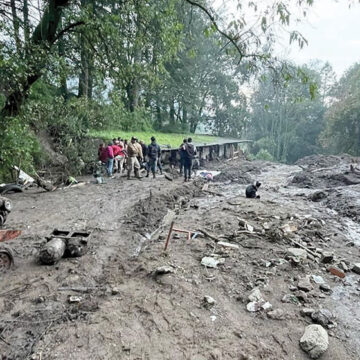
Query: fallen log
39,238,66,265
34,173,56,192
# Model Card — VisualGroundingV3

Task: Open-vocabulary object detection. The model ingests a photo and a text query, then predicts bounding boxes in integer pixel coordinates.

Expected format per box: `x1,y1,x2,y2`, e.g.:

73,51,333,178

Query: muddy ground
1,155,360,360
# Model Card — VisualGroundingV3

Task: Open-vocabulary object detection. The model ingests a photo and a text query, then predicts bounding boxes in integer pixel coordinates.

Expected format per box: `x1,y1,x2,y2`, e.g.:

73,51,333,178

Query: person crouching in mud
246,181,261,199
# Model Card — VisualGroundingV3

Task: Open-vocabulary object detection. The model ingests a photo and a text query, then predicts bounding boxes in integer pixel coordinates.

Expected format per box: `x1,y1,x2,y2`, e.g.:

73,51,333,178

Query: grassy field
88,130,219,148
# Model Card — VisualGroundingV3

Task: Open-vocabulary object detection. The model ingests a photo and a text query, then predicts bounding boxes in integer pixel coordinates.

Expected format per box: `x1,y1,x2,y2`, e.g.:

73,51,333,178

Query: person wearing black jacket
183,138,196,182
146,136,161,178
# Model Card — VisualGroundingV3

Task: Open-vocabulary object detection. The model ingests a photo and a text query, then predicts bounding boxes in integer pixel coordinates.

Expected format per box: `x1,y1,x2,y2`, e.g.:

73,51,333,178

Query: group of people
97,136,198,181
98,136,162,180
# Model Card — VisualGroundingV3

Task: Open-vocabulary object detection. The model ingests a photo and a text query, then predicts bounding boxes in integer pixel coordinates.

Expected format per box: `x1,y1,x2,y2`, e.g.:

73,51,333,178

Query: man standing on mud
146,136,161,178
127,137,143,179
179,138,187,175
183,138,196,182
106,142,114,177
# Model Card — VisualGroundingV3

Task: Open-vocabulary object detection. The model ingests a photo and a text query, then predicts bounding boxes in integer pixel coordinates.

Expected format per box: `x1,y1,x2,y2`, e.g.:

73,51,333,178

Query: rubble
154,266,175,275
352,263,360,275
203,296,216,308
267,309,286,320
201,256,225,268
286,248,307,261
297,276,313,292
300,324,329,359
311,309,335,328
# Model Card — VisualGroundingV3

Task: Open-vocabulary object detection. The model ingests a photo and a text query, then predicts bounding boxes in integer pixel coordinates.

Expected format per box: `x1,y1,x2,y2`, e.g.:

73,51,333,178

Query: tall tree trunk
10,0,21,54
169,100,175,125
78,0,93,99
1,0,71,118
23,0,30,46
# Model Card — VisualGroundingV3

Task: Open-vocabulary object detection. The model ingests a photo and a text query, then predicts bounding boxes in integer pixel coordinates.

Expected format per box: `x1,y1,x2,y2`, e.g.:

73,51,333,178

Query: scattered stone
311,275,325,285
262,302,272,311
311,309,334,328
155,266,175,275
282,294,300,305
300,324,329,359
287,248,307,261
352,263,360,275
327,266,345,279
210,315,217,322
339,261,349,272
111,287,120,295
319,283,331,293
289,285,297,291
246,300,272,312
248,288,263,302
297,276,313,292
310,191,327,202
301,308,315,317
267,309,286,320
201,257,224,268
217,241,240,250
321,252,334,264
295,290,308,302
203,295,216,308
68,296,82,304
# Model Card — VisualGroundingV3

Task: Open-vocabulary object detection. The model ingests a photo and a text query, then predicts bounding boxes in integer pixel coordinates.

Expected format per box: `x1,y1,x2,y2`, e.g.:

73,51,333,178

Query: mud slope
1,157,360,360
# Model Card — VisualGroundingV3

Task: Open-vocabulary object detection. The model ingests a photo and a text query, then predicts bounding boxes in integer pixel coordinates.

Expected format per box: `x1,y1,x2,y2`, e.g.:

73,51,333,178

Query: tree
321,63,360,156
249,63,328,163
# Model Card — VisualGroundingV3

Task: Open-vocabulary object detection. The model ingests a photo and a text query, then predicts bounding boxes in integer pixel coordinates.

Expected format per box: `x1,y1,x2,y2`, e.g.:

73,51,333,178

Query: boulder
300,324,329,359
311,309,334,328
287,248,307,261
297,276,313,292
352,263,360,274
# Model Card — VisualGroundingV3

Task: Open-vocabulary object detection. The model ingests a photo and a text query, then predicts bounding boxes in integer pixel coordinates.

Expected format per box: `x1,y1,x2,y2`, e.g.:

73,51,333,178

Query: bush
255,148,274,161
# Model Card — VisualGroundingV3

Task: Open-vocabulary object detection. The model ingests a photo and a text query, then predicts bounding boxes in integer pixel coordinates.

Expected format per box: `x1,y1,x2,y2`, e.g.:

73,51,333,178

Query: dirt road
1,156,360,360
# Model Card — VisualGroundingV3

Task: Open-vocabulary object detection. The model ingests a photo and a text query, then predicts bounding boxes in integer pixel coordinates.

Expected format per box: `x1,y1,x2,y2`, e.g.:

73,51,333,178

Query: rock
267,309,286,320
217,241,240,250
248,288,263,302
301,308,315,317
246,300,271,312
297,276,313,292
287,248,307,261
311,275,325,285
201,257,225,268
339,261,349,272
352,263,360,274
261,302,272,311
68,296,82,303
155,266,175,275
282,294,300,304
203,296,216,308
111,287,120,295
327,266,345,279
311,309,334,328
289,285,297,291
319,283,331,293
300,324,329,359
295,290,308,302
321,252,334,264
310,191,327,202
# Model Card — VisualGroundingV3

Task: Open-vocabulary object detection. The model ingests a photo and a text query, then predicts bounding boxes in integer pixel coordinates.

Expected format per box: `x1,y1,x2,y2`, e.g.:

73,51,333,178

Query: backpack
185,143,195,159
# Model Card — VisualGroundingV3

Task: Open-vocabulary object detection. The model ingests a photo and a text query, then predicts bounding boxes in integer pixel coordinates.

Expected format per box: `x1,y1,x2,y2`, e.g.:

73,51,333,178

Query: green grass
88,130,219,148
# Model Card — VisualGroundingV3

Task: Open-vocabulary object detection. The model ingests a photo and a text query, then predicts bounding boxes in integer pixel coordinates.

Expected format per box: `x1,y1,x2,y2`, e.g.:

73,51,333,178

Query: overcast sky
213,0,360,78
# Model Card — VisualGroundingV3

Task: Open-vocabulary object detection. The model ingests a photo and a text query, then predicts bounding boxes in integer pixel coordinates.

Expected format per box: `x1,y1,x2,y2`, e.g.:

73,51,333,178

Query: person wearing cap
126,137,143,179
146,136,161,178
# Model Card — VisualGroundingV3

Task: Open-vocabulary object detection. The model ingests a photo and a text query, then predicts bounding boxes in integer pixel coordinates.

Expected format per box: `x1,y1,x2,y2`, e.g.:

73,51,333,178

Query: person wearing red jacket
112,140,125,174
106,142,114,176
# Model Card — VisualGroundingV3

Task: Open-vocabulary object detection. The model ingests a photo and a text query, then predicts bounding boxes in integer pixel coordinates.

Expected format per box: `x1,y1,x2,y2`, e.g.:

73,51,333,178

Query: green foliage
88,130,218,148
0,117,41,181
248,62,330,163
321,63,360,156
254,149,274,161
